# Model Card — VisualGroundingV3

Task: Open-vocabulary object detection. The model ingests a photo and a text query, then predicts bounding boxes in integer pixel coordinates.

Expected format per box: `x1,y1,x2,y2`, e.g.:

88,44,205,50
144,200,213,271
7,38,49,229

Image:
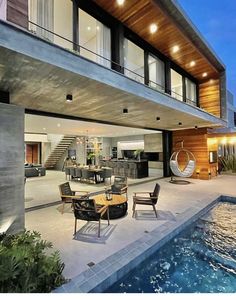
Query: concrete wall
0,0,7,20
0,102,24,234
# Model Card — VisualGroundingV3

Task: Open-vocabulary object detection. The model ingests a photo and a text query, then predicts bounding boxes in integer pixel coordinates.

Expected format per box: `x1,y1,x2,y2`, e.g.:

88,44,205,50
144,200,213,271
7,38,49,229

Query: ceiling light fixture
190,61,196,67
87,26,91,31
150,23,158,34
172,45,180,53
202,72,208,78
66,94,73,102
156,117,160,121
195,125,198,129
123,108,128,114
178,122,182,126
117,0,125,5
57,123,61,128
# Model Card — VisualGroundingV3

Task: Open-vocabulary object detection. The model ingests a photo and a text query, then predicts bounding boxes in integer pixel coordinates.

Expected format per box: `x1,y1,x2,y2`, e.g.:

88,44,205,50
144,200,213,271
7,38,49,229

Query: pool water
106,202,236,293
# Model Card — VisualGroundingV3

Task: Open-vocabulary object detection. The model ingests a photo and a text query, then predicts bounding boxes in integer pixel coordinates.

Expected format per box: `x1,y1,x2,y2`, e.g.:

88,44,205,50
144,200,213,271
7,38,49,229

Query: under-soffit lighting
123,108,128,114
117,0,125,6
66,94,73,102
172,45,180,53
150,23,158,34
202,72,208,78
190,61,196,67
156,117,160,121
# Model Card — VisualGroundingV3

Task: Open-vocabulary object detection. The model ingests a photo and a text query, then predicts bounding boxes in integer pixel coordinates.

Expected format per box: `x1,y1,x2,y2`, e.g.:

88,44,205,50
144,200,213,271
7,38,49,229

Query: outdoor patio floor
25,174,236,281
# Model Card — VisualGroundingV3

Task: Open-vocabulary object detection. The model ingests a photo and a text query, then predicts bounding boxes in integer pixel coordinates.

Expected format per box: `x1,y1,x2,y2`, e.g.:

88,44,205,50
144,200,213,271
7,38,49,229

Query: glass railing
28,20,197,107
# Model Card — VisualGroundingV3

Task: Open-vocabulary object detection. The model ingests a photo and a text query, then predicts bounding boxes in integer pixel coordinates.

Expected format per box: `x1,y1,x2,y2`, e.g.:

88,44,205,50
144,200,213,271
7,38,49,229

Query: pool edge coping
53,194,236,293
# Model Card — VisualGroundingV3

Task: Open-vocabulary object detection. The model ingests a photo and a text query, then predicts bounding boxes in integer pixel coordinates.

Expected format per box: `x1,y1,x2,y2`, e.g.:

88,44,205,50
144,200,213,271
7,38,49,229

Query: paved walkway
25,175,236,280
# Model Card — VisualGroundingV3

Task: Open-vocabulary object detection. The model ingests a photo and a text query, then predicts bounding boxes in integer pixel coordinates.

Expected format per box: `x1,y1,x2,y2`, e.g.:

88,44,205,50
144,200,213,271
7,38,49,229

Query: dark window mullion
144,51,149,86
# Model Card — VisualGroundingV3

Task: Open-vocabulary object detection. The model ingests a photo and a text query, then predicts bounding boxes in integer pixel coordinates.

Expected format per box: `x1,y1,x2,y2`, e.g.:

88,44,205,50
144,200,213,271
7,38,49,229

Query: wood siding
7,0,28,29
199,79,221,117
172,128,218,180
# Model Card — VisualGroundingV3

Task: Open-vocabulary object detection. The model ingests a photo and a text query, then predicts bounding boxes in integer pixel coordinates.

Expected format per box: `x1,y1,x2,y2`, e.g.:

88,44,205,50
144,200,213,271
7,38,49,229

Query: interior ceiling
0,46,223,131
25,114,158,137
93,0,220,81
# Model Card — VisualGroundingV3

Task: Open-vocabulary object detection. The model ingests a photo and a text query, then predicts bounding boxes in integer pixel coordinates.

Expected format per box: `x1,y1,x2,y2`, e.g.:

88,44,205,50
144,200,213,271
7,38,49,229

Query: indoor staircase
44,135,76,169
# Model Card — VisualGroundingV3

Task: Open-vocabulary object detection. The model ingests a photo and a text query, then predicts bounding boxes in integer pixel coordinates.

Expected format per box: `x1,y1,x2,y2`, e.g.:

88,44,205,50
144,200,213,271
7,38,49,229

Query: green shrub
219,155,236,173
0,230,66,293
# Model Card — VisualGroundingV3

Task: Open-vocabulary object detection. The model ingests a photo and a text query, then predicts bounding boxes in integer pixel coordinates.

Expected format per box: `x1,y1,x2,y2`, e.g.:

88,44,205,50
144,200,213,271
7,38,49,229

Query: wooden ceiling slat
93,0,220,82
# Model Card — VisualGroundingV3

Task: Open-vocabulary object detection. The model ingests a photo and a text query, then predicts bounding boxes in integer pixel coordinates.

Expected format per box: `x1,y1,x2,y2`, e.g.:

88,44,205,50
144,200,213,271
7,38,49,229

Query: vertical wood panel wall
199,79,221,118
7,0,28,29
172,128,218,180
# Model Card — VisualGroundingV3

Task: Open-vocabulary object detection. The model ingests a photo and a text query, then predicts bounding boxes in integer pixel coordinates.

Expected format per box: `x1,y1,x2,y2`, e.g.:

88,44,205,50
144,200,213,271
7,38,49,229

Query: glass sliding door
124,39,144,83
185,78,197,106
28,0,54,41
78,9,111,68
28,0,73,50
148,54,165,92
171,69,183,101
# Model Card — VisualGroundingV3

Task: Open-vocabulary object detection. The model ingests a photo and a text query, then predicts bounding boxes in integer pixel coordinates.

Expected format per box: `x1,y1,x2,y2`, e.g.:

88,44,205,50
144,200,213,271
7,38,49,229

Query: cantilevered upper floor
0,0,227,130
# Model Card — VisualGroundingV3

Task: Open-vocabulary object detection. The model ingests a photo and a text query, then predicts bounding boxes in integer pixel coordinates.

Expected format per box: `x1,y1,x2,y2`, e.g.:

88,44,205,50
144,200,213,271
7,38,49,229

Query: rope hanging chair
169,141,196,184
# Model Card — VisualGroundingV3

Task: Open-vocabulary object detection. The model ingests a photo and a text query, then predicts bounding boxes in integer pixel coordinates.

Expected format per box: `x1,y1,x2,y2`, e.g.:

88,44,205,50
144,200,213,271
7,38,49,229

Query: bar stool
128,163,137,179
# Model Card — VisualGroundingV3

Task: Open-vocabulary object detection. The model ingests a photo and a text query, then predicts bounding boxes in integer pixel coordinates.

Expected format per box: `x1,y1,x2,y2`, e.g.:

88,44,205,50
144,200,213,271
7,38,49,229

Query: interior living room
24,113,164,209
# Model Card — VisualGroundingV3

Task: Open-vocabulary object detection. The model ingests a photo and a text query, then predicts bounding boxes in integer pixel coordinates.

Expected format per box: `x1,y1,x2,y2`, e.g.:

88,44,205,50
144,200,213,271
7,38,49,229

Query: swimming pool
106,202,236,293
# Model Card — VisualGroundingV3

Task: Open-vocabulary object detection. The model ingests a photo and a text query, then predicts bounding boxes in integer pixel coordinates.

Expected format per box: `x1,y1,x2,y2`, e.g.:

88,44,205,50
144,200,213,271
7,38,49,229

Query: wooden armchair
58,182,89,214
105,176,128,200
132,183,160,218
72,199,110,238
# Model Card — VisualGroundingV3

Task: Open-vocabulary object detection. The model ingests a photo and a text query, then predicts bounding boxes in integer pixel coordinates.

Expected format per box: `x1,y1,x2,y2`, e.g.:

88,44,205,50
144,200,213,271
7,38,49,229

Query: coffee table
93,194,128,219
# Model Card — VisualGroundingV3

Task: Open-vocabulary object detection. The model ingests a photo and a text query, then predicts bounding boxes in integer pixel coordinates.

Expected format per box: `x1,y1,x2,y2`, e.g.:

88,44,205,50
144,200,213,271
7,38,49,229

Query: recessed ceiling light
209,79,214,84
96,26,100,31
178,122,182,126
117,0,125,5
57,123,61,127
190,61,196,67
123,108,128,114
202,72,208,78
195,125,198,129
87,26,91,31
43,127,46,131
156,117,160,121
172,45,180,53
150,23,158,34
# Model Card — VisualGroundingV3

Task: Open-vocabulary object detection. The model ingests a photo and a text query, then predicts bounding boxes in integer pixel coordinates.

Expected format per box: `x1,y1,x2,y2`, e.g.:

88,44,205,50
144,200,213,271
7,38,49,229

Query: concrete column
0,102,25,234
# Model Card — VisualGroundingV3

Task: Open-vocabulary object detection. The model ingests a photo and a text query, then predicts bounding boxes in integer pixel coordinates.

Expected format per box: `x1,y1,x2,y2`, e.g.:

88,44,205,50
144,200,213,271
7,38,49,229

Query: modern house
0,0,228,233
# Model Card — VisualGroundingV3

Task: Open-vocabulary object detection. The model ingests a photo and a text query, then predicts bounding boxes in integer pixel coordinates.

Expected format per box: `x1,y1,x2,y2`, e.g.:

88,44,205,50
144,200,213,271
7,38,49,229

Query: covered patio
25,175,236,282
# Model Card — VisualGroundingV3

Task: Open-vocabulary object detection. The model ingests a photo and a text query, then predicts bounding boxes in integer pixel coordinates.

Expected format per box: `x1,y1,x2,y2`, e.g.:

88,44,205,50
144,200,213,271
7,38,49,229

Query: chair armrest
133,196,157,200
97,205,108,215
61,195,87,199
121,185,128,191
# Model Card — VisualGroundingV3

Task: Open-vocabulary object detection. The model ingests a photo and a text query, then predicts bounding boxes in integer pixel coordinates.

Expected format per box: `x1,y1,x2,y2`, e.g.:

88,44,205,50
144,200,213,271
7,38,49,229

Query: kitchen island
100,159,148,179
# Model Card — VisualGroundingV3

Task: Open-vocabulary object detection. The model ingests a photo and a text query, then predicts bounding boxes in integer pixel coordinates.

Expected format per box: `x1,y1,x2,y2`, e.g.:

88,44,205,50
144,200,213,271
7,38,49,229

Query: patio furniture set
59,177,160,237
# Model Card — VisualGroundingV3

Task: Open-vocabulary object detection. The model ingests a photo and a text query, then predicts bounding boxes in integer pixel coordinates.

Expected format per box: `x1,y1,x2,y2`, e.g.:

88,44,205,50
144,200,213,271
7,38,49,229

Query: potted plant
134,149,144,161
87,152,96,165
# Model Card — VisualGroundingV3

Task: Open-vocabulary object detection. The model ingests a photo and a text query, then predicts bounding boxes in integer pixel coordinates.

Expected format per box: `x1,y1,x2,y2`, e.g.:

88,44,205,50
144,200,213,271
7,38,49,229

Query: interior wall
172,128,217,180
199,79,221,118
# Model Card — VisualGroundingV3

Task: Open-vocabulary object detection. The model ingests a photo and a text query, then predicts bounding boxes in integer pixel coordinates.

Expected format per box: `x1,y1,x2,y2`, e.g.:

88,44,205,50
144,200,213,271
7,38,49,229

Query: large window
148,54,165,92
78,9,111,68
185,78,197,105
28,0,73,49
171,69,183,101
124,39,144,84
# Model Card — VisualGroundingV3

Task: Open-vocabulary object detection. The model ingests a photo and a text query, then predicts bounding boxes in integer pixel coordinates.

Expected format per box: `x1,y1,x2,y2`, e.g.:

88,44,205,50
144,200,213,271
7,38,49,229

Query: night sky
178,0,236,105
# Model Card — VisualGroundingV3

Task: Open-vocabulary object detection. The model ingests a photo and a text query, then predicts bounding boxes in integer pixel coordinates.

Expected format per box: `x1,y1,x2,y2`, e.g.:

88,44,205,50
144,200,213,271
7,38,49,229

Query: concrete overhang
0,20,227,131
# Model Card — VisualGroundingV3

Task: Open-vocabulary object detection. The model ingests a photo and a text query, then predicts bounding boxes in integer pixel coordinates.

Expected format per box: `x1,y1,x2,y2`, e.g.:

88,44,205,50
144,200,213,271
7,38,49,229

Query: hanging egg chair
169,141,196,184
